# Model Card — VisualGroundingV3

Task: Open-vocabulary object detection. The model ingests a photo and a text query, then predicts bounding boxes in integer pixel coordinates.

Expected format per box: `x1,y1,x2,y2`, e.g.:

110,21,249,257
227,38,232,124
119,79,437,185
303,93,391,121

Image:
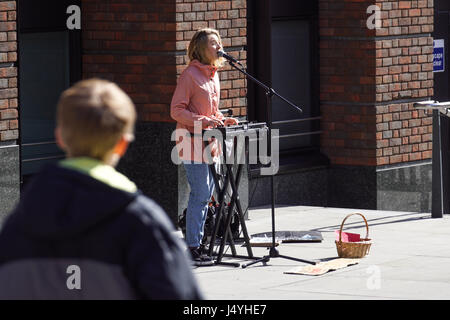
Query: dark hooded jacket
0,163,202,300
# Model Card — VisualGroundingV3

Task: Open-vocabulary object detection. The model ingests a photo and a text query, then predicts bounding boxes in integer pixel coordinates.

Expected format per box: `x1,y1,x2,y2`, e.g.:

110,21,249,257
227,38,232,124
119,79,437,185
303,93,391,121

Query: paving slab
189,206,450,300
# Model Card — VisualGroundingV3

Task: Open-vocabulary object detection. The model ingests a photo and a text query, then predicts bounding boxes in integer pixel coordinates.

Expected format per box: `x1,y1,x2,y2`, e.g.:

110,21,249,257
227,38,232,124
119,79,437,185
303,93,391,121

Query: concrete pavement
189,205,450,300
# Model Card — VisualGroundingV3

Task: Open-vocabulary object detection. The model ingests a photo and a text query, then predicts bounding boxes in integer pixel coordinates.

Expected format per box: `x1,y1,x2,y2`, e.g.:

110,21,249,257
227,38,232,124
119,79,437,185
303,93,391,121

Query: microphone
217,49,244,67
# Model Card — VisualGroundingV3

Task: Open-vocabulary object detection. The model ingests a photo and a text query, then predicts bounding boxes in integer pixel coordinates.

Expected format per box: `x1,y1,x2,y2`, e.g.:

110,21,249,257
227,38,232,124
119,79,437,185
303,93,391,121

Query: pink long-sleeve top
170,59,224,163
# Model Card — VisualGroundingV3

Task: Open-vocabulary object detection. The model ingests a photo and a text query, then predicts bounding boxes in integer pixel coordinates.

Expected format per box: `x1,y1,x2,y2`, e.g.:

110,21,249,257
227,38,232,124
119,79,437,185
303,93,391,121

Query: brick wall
319,0,433,167
175,0,247,117
82,0,178,122
374,0,434,165
320,0,378,166
0,0,17,143
82,0,247,123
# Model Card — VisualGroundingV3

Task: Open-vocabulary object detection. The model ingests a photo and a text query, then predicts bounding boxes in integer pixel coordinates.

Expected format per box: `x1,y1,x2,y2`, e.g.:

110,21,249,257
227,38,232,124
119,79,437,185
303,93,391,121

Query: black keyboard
214,122,268,136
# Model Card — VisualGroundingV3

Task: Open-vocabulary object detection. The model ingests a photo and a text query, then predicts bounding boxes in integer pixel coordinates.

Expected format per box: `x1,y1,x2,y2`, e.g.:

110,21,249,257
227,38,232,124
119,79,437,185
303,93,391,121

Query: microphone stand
223,58,316,268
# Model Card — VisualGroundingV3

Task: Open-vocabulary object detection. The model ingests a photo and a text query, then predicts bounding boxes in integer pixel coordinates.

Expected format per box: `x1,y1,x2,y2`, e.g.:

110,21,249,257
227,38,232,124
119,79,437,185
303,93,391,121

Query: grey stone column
0,144,20,225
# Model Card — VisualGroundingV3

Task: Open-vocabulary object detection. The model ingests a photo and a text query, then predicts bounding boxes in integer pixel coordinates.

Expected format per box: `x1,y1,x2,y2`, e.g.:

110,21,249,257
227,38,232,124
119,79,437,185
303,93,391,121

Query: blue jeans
183,162,215,248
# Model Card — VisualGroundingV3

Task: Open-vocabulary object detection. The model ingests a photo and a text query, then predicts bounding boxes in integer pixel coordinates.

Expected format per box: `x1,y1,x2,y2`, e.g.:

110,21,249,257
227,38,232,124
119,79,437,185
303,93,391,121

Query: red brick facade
319,0,434,167
82,0,178,122
0,0,441,214
2,0,435,167
0,0,17,143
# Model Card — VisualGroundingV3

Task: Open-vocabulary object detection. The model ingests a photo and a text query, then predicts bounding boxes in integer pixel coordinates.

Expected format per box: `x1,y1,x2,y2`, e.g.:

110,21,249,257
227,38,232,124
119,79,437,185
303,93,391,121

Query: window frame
17,0,82,183
246,0,326,175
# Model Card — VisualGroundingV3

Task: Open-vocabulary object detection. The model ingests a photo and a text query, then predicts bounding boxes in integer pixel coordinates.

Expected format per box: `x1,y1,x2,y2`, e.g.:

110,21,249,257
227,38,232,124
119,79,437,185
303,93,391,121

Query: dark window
18,0,81,180
247,0,324,171
271,19,316,150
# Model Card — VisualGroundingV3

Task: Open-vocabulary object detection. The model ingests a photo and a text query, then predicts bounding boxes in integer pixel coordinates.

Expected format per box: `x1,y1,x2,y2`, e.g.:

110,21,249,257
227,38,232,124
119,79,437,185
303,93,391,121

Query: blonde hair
56,78,136,160
188,28,224,67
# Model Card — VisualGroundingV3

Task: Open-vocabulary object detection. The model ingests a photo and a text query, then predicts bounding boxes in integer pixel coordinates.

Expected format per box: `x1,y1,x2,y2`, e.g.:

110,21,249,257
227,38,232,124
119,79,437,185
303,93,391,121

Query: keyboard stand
207,137,262,267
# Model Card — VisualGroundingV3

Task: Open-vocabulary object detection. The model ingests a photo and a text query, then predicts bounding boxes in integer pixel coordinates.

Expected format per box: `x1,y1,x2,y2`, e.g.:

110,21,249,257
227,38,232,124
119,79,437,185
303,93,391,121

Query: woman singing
170,28,238,266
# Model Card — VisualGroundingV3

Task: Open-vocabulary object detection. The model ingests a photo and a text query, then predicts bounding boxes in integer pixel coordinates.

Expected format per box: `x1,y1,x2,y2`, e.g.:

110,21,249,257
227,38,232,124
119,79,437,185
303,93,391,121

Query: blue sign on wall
434,39,445,73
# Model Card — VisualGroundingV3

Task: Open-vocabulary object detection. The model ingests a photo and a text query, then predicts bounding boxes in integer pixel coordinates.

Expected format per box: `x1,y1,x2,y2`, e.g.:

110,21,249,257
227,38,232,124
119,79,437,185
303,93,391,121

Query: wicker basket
335,213,372,258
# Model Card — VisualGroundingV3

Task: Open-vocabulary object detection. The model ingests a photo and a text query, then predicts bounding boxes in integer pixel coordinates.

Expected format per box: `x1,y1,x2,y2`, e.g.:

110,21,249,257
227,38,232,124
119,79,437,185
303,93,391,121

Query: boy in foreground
0,79,202,299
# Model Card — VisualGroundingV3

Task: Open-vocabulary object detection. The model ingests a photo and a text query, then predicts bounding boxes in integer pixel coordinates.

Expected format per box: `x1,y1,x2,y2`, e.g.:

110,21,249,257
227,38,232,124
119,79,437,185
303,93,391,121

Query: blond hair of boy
55,78,136,166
